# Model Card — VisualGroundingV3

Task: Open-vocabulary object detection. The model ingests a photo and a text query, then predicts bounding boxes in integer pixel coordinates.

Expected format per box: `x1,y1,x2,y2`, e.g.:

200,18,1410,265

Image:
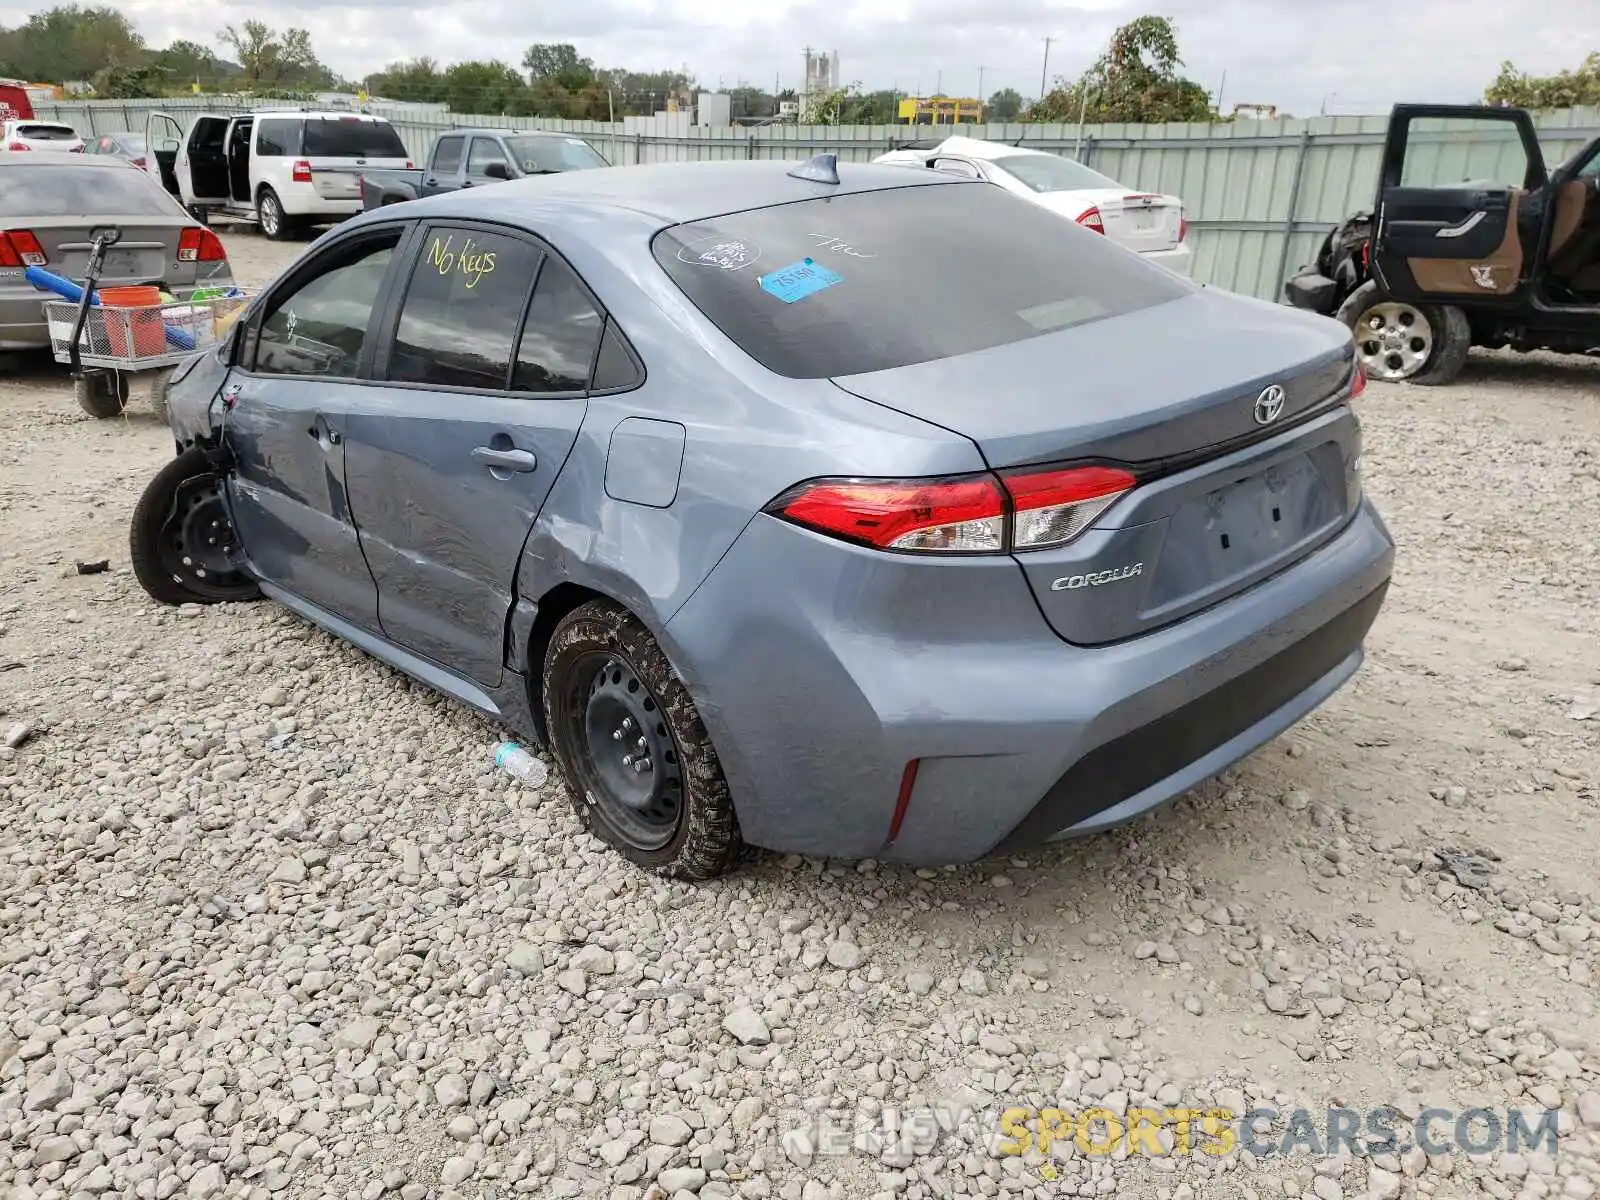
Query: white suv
2,120,84,153
147,109,412,239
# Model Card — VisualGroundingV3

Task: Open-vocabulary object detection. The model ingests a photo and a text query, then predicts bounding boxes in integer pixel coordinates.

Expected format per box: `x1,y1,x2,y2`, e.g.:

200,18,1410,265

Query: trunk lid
1032,188,1182,253
31,218,191,285
832,289,1362,644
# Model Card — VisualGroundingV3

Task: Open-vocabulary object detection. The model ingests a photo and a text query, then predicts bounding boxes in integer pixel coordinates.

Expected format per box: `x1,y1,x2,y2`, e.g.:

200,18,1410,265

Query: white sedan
1,120,84,154
874,135,1191,276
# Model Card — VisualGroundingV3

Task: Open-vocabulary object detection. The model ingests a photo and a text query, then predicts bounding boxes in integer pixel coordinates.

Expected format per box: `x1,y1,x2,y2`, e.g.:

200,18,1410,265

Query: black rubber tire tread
541,599,742,880
129,447,261,607
74,372,128,419
149,367,174,421
1336,281,1472,387
1408,303,1472,386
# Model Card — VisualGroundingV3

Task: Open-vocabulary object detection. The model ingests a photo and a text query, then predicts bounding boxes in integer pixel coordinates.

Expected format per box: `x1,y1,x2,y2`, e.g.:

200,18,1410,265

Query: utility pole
936,69,942,96
977,65,985,102
1040,37,1054,99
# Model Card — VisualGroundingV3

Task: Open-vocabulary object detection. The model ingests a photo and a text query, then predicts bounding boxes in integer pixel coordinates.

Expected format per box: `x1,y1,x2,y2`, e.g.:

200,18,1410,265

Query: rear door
222,221,414,627
179,114,230,205
146,112,186,197
1370,104,1546,303
341,221,604,688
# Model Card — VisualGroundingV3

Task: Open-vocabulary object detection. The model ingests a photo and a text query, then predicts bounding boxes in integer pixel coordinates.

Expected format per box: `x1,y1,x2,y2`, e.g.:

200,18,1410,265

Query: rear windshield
504,135,609,173
302,118,407,159
990,153,1123,193
0,163,186,218
17,123,78,140
652,181,1192,379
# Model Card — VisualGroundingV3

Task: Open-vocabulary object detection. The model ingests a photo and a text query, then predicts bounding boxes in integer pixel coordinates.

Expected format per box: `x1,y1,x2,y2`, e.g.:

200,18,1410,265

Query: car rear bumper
1141,243,1193,276
276,190,363,218
663,496,1394,866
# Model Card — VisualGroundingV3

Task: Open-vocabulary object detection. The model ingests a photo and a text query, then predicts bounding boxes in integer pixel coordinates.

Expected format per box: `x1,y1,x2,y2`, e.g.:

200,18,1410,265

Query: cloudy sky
64,0,1600,115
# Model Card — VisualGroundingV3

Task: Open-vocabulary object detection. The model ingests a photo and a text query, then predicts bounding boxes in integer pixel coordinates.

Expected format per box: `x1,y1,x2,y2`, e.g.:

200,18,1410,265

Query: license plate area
1129,208,1156,230
59,249,157,279
1145,451,1341,611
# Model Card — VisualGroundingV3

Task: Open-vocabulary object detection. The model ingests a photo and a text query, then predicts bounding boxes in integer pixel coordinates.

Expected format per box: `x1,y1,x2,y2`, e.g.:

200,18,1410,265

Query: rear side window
652,181,1192,379
303,118,407,159
512,257,604,393
256,118,301,157
431,136,464,174
387,227,543,389
0,164,185,218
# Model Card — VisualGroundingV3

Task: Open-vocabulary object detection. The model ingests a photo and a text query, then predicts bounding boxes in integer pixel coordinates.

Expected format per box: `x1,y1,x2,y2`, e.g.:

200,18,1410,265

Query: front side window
467,138,508,179
387,227,542,389
254,231,402,378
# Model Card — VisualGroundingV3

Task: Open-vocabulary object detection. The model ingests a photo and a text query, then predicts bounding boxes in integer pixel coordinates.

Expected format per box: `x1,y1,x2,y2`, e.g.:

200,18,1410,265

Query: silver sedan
0,152,235,355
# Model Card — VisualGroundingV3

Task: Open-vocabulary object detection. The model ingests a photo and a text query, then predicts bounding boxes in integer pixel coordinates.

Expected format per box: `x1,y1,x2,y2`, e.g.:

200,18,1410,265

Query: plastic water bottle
493,741,549,788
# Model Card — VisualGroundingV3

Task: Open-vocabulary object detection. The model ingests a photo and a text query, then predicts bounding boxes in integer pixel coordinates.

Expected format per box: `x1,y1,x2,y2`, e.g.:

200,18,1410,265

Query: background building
801,48,839,107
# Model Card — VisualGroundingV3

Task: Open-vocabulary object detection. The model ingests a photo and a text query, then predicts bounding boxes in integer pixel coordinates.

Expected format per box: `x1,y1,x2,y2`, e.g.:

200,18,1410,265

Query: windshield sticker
429,234,497,290
758,258,843,304
676,236,760,271
808,233,874,259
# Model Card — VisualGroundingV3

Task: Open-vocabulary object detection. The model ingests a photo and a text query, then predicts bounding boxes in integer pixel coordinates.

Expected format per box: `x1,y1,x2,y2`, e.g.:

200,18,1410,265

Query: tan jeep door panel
1405,191,1523,295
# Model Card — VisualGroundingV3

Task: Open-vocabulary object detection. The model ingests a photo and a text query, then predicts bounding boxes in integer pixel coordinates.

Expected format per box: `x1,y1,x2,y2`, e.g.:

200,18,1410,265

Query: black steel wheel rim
564,650,684,852
158,475,253,595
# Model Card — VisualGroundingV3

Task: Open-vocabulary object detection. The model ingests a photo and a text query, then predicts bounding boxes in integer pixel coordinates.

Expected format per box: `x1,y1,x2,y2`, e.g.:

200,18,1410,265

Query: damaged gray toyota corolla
130,156,1395,880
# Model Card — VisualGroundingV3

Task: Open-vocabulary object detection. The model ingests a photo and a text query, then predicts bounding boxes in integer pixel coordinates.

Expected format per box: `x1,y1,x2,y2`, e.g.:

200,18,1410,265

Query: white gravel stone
723,1005,772,1045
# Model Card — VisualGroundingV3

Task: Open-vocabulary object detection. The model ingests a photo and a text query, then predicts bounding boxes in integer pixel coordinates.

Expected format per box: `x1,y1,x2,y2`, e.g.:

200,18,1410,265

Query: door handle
472,446,537,472
1435,211,1487,239
306,421,341,446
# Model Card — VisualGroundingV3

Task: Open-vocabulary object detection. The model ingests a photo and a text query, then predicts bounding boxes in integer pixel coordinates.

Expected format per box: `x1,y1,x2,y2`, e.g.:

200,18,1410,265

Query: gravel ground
2,228,1600,1200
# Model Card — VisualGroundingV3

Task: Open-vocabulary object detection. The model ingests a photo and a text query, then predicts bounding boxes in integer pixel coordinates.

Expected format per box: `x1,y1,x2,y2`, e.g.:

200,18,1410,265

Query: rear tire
541,600,741,880
74,372,128,419
129,447,260,606
1338,281,1471,386
257,187,292,241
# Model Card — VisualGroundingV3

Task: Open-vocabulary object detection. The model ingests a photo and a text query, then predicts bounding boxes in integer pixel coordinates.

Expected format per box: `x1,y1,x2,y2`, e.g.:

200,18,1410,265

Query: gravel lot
3,227,1600,1200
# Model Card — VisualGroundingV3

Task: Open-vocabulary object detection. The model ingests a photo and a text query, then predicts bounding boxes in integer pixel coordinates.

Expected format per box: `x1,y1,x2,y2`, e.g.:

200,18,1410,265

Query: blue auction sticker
758,257,843,304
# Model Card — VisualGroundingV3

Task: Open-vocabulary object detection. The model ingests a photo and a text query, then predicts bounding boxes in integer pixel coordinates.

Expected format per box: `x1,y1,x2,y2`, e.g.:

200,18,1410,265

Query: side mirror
484,160,510,181
160,137,179,154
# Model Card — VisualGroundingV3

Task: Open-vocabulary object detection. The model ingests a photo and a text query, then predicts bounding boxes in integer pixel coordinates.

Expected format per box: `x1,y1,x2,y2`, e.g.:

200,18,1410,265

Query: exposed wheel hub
573,654,683,850
1354,300,1434,382
160,476,250,591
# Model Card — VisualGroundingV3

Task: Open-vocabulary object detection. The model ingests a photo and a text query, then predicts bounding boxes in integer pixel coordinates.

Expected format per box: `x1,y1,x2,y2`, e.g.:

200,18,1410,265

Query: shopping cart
34,227,254,419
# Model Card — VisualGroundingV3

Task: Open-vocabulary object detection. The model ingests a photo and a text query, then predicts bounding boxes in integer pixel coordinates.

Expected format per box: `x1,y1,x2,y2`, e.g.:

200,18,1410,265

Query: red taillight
0,230,47,267
1002,464,1138,549
1075,206,1104,233
774,474,1007,553
769,463,1137,555
292,159,313,183
177,227,227,263
1178,214,1189,242
6,141,29,151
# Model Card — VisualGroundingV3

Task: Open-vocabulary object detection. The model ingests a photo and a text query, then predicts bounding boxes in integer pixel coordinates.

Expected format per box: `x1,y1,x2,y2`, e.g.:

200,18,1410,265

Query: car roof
250,110,392,121
397,157,962,229
920,135,1048,161
0,151,134,168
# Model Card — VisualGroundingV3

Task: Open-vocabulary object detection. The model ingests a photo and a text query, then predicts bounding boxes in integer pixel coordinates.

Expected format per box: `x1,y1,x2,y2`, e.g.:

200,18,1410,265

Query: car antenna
787,152,840,184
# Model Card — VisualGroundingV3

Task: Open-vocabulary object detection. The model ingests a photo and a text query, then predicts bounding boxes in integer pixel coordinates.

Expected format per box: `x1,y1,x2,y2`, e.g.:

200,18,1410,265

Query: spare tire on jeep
1337,280,1471,386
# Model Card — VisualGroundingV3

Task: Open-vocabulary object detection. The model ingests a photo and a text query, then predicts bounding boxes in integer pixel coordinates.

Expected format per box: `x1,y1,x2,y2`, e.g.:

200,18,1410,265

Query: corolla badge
1253,384,1287,426
1050,563,1143,591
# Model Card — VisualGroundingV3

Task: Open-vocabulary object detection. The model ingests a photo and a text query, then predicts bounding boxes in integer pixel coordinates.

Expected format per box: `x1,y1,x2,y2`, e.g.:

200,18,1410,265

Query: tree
219,20,330,88
1028,15,1214,124
151,38,239,88
522,42,595,91
92,61,166,98
440,60,526,114
365,57,446,103
0,5,144,84
1484,52,1600,109
987,87,1024,121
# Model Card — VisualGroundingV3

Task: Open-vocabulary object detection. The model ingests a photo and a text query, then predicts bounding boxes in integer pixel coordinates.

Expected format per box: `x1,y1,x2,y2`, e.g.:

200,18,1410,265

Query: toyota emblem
1253,384,1287,425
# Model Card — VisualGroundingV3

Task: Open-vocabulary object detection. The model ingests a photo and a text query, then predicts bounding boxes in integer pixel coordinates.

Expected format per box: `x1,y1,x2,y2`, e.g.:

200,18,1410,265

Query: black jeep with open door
1285,103,1600,385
